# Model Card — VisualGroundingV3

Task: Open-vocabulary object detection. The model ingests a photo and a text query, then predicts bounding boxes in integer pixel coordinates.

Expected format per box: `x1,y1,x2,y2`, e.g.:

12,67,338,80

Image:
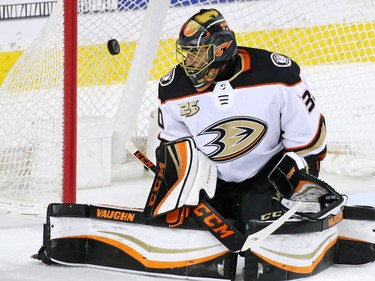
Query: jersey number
158,108,164,129
302,90,315,113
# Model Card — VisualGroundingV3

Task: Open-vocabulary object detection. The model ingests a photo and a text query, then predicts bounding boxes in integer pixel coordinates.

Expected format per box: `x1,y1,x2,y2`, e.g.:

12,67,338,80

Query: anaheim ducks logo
199,117,268,162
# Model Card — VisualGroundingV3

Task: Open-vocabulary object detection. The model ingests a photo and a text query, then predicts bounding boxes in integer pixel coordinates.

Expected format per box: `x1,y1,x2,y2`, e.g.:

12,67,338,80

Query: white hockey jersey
158,47,326,182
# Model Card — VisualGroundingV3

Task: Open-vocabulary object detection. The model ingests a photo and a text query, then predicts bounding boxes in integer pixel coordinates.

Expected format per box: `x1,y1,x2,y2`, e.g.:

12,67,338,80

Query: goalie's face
176,44,213,73
176,43,216,90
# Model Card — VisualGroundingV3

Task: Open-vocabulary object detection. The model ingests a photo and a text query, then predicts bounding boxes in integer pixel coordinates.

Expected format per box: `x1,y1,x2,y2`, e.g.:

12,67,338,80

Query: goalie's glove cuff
268,152,308,198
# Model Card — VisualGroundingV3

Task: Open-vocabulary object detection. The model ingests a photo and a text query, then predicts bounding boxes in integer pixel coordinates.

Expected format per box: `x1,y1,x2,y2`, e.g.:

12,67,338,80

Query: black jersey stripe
159,47,302,104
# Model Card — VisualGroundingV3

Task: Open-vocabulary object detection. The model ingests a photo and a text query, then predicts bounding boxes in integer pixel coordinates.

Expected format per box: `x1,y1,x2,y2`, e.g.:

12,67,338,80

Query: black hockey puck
107,39,120,55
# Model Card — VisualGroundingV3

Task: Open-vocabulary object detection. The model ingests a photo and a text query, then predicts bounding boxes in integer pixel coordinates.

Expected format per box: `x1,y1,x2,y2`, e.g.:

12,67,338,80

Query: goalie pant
34,203,375,281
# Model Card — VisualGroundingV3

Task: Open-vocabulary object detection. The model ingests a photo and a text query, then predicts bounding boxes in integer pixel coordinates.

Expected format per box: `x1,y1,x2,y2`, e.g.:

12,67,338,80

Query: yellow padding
1,22,374,87
237,21,375,66
0,50,23,86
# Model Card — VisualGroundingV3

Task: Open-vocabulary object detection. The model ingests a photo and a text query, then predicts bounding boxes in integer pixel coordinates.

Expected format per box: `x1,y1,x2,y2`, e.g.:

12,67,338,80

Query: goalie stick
125,142,301,253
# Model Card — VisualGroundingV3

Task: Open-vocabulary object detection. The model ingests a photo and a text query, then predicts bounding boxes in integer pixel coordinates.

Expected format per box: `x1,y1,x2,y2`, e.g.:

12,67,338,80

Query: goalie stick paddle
124,142,301,253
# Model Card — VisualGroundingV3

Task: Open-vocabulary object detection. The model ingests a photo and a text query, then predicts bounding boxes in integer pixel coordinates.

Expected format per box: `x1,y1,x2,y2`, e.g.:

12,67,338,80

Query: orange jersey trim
237,48,251,72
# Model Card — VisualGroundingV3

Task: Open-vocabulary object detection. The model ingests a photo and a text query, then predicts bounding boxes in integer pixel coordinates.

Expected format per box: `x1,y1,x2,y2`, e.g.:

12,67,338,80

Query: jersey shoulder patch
158,65,198,103
234,47,301,87
159,67,176,87
270,52,292,67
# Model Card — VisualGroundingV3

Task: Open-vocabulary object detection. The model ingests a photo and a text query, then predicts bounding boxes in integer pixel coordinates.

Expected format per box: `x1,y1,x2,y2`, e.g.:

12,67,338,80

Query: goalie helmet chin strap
125,142,301,253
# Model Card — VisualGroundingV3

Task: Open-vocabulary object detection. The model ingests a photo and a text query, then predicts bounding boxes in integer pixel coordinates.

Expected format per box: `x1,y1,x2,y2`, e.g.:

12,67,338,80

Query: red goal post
0,0,374,212
63,0,78,204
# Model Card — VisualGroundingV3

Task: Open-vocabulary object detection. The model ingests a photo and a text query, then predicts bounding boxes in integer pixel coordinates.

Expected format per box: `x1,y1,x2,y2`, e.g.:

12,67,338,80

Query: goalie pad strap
246,205,374,235
343,205,375,220
246,209,344,235
166,207,191,227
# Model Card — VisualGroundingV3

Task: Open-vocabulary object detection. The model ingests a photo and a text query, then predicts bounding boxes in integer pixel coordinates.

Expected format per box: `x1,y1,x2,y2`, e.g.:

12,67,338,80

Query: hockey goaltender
34,9,375,281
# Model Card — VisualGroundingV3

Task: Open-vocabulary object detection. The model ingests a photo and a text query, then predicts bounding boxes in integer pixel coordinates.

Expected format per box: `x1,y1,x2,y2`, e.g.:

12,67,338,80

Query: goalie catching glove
269,152,347,220
144,138,217,226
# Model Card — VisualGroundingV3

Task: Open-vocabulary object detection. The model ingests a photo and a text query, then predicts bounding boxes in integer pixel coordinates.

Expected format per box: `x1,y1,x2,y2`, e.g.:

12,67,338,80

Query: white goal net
0,0,374,211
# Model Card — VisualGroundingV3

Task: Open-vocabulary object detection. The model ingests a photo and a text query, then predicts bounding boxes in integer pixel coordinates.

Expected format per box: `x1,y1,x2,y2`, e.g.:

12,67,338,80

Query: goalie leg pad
336,206,375,264
243,227,338,280
36,203,238,280
336,239,375,265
